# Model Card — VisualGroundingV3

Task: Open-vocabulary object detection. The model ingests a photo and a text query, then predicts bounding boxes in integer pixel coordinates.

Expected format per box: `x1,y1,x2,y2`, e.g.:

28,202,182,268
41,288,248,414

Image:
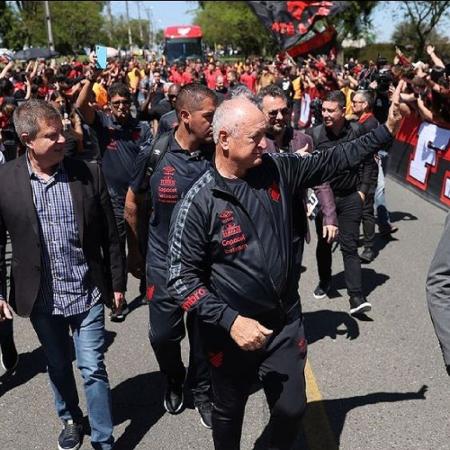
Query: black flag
247,1,348,50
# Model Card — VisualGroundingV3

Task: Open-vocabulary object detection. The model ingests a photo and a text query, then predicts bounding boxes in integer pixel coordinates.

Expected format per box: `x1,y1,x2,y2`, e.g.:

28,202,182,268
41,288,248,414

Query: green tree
12,1,107,53
193,1,276,57
392,20,449,59
393,1,450,59
328,1,379,42
0,1,26,49
108,16,149,49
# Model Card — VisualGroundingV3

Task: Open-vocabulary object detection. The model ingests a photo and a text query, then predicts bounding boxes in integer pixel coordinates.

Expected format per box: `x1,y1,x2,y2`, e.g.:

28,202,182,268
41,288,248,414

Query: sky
109,1,448,43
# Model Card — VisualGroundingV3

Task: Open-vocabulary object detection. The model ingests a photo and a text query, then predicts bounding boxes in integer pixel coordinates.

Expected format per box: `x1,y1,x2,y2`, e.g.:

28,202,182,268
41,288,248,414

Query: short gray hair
13,99,61,143
354,90,374,110
212,96,262,144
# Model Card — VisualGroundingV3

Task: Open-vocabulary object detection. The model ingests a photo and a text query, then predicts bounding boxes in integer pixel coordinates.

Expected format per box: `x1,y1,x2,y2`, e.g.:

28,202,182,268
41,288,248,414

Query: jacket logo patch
181,287,207,311
268,182,281,202
218,209,233,224
297,337,307,356
218,209,248,254
208,351,224,368
131,130,141,141
158,165,178,204
146,284,155,300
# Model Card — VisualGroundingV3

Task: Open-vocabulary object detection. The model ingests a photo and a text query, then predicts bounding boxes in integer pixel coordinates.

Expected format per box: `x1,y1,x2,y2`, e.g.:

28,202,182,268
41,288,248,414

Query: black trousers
107,193,127,258
0,318,13,345
205,317,307,450
315,191,364,297
147,267,211,405
362,192,376,250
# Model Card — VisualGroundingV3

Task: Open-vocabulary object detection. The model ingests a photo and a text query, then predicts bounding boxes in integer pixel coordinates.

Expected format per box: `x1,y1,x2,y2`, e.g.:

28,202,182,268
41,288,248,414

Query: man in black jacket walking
306,90,374,315
167,96,401,449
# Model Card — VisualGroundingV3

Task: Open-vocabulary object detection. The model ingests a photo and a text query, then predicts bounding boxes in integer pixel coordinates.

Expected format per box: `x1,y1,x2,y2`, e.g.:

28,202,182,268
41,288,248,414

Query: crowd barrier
388,114,450,211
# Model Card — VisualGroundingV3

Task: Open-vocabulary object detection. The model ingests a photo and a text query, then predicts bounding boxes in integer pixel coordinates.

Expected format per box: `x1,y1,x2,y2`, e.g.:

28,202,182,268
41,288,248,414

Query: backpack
136,131,172,255
140,130,172,192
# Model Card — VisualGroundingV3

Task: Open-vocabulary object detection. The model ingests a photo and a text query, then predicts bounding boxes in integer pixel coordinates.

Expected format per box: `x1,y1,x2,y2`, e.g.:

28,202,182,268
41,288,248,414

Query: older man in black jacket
167,96,401,450
0,100,125,450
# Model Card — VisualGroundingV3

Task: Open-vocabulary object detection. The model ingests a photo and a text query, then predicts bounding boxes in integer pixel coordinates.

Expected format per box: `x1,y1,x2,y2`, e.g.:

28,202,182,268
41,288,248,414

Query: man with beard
305,91,373,315
257,85,338,269
125,83,218,428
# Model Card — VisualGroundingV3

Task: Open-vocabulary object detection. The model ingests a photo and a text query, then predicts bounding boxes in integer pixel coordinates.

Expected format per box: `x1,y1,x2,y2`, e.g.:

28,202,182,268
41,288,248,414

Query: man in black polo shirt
124,84,217,428
76,79,153,320
306,90,373,315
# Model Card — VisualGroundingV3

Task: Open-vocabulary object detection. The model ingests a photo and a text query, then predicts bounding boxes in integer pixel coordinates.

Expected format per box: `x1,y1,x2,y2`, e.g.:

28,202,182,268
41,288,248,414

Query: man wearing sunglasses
257,85,337,273
76,79,153,321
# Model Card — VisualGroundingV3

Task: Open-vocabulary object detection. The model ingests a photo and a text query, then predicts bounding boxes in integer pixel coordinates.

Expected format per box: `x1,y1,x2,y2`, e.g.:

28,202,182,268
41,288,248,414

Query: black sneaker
109,300,130,322
0,335,19,373
360,248,375,263
196,401,213,429
349,296,372,315
164,377,184,414
58,420,82,450
313,280,331,299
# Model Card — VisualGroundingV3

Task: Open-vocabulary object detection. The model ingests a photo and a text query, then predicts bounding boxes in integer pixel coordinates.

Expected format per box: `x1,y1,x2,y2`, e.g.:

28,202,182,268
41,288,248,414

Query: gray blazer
426,211,450,368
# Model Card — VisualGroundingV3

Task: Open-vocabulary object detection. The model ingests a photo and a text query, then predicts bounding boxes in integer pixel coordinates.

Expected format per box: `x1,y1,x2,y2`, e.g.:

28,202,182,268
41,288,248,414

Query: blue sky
110,1,448,43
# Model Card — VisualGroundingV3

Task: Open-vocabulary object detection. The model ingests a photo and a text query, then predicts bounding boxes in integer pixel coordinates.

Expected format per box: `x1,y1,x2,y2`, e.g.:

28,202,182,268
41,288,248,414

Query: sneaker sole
195,406,213,429
350,302,372,315
163,392,184,415
313,290,329,300
58,442,80,450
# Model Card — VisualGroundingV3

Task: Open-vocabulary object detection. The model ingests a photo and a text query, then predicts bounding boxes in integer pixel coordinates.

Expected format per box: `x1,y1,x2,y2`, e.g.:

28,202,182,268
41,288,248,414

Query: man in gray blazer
0,99,126,450
426,212,450,376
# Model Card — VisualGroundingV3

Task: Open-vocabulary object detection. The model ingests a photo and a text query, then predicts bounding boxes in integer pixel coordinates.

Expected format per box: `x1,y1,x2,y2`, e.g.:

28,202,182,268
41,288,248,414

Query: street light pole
135,1,144,44
106,1,113,43
125,0,133,50
43,1,55,51
145,7,152,50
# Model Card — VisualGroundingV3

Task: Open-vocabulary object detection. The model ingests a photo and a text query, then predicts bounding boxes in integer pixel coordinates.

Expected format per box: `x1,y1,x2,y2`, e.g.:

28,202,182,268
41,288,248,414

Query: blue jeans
30,303,114,450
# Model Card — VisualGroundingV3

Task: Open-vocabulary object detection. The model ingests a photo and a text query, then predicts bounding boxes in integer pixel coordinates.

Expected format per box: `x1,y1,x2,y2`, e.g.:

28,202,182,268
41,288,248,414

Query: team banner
247,1,348,50
389,114,450,210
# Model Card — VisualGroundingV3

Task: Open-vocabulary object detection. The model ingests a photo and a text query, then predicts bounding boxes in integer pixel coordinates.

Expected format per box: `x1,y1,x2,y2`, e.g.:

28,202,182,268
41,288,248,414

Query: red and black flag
389,113,450,209
247,1,348,50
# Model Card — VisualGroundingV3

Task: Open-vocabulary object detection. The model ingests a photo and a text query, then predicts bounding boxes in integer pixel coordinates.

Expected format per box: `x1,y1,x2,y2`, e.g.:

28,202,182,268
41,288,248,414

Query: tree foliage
0,1,108,52
393,1,450,59
193,1,276,57
108,16,151,50
327,1,379,42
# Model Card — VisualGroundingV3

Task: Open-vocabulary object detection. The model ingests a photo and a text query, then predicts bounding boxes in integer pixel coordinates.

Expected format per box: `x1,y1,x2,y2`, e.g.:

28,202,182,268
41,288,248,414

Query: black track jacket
167,125,392,332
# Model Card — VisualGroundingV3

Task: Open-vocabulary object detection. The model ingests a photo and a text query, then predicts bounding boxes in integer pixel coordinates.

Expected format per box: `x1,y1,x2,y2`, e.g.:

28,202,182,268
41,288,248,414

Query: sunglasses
267,107,289,117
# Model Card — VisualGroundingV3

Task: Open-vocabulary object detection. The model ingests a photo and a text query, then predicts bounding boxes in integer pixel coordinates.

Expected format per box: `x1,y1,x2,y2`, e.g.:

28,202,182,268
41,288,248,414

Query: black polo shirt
93,111,152,198
130,131,212,271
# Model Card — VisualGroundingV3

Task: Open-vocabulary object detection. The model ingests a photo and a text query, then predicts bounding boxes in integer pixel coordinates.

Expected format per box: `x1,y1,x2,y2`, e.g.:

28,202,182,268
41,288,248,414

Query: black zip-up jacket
167,125,393,332
305,120,374,197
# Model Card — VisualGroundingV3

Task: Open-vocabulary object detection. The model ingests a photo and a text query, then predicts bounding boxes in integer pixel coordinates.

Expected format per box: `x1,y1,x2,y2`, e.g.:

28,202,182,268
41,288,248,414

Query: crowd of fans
0,41,449,448
1,44,450,162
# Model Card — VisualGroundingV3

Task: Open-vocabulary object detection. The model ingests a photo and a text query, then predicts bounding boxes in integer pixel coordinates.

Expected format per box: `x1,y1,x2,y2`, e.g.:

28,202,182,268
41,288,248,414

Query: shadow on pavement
330,268,389,298
110,371,165,450
0,346,46,397
306,385,428,448
303,310,360,344
389,211,418,222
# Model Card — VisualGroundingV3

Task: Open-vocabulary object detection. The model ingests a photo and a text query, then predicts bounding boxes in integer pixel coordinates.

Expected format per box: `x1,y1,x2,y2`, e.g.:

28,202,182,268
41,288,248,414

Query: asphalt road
0,177,449,450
